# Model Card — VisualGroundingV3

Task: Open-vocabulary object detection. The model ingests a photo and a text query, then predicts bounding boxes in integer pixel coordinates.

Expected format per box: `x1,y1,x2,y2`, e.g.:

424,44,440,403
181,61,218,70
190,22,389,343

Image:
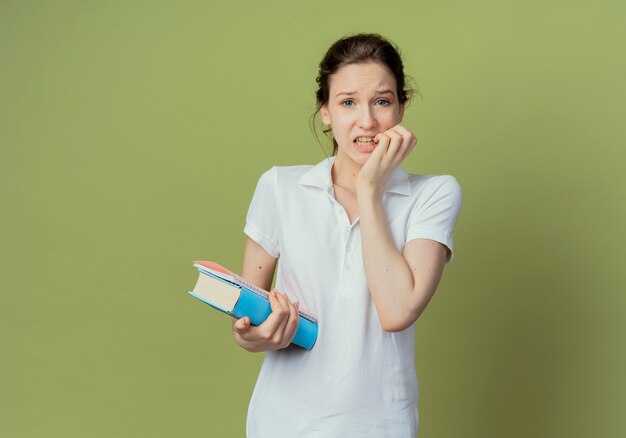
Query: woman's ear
399,103,405,120
320,105,331,125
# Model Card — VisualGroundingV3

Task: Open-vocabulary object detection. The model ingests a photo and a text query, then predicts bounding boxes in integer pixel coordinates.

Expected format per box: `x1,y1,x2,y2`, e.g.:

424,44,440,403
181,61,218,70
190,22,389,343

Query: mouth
353,136,377,152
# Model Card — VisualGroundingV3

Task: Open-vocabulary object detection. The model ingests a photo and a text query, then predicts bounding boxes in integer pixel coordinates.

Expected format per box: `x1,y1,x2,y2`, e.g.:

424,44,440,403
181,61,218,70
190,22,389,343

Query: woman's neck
331,152,362,194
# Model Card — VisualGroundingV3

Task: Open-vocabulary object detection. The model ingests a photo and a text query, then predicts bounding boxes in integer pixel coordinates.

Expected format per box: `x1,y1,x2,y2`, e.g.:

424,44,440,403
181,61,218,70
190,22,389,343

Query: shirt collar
298,156,412,196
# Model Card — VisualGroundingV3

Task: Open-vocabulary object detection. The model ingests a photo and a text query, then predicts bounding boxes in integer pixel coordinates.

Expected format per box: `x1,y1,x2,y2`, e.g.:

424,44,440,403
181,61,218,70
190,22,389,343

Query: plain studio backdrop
1,1,624,437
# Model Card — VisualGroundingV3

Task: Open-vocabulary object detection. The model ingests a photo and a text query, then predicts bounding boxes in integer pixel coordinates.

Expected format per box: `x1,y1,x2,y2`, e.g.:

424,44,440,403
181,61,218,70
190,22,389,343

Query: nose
358,106,376,129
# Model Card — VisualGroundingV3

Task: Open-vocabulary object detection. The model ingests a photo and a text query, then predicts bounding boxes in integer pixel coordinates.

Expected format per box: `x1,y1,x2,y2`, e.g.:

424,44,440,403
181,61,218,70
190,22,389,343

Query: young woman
232,33,462,437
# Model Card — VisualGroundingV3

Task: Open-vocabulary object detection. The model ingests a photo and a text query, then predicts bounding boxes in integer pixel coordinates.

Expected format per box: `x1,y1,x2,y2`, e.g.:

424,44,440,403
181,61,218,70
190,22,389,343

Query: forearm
232,237,299,352
357,189,427,331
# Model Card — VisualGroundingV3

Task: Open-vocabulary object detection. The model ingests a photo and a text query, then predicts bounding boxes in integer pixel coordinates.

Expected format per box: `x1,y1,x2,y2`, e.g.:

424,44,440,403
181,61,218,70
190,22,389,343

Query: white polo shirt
243,156,462,438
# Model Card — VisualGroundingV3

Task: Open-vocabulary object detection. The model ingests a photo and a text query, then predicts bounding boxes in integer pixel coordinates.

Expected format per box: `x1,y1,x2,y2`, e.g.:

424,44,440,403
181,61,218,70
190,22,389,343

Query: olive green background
1,0,624,437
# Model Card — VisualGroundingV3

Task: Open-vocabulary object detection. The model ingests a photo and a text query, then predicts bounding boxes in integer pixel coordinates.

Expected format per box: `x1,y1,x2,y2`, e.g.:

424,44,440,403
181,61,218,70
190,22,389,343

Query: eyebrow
335,89,396,98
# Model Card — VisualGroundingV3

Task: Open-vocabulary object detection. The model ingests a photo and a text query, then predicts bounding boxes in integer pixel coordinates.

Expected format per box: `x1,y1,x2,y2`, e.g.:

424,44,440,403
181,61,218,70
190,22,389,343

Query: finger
264,291,291,343
261,291,290,336
392,125,417,151
374,132,390,149
372,133,390,159
283,301,300,345
279,298,299,345
273,290,290,310
389,125,413,147
233,316,250,333
268,289,287,314
384,129,403,158
273,292,293,336
393,124,415,141
387,125,416,162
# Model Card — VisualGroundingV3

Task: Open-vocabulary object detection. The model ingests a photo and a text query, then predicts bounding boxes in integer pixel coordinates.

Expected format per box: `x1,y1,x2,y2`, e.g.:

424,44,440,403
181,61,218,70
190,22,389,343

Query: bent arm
231,237,300,352
358,189,448,332
241,236,277,291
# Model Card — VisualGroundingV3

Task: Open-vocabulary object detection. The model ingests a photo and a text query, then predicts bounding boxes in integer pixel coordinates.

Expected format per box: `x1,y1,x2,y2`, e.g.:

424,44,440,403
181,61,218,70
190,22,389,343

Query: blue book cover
189,261,318,350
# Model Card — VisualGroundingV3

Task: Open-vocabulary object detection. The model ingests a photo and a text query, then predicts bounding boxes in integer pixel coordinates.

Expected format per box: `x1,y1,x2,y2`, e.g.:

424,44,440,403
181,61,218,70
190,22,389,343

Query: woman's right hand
232,289,300,352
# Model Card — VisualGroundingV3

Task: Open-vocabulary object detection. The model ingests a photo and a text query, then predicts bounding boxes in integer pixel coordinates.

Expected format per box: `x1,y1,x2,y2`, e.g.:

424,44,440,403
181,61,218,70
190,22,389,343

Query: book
188,260,318,350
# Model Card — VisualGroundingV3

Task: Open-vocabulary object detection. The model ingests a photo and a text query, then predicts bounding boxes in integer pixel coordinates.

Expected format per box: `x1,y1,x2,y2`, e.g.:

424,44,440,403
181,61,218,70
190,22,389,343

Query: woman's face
320,61,404,166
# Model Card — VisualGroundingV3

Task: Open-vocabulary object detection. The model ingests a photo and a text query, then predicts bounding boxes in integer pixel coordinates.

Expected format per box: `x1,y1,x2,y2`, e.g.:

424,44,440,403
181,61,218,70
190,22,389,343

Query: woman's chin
336,144,374,166
352,153,372,166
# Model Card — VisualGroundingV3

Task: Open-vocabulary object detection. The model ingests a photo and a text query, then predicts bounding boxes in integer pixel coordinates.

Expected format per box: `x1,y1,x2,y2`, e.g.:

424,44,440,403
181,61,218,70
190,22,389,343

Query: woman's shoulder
254,164,319,192
406,172,459,188
406,173,462,201
272,164,316,177
258,163,319,183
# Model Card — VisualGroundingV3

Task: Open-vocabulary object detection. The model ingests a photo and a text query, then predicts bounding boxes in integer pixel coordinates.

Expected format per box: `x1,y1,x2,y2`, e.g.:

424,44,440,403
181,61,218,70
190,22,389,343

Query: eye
375,99,391,106
341,99,355,107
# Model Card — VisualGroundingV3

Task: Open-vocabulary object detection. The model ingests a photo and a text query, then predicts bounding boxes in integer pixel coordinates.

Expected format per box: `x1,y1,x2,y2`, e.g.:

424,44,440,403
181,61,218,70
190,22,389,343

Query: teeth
356,137,375,143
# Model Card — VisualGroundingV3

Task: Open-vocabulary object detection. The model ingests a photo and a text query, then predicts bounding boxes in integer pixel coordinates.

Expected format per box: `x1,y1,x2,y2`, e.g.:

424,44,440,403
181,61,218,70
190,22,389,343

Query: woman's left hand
356,124,417,195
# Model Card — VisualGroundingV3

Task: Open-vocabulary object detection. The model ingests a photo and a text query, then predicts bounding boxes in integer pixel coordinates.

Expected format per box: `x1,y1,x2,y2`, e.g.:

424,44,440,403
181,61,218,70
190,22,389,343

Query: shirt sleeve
406,175,462,263
244,167,280,258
